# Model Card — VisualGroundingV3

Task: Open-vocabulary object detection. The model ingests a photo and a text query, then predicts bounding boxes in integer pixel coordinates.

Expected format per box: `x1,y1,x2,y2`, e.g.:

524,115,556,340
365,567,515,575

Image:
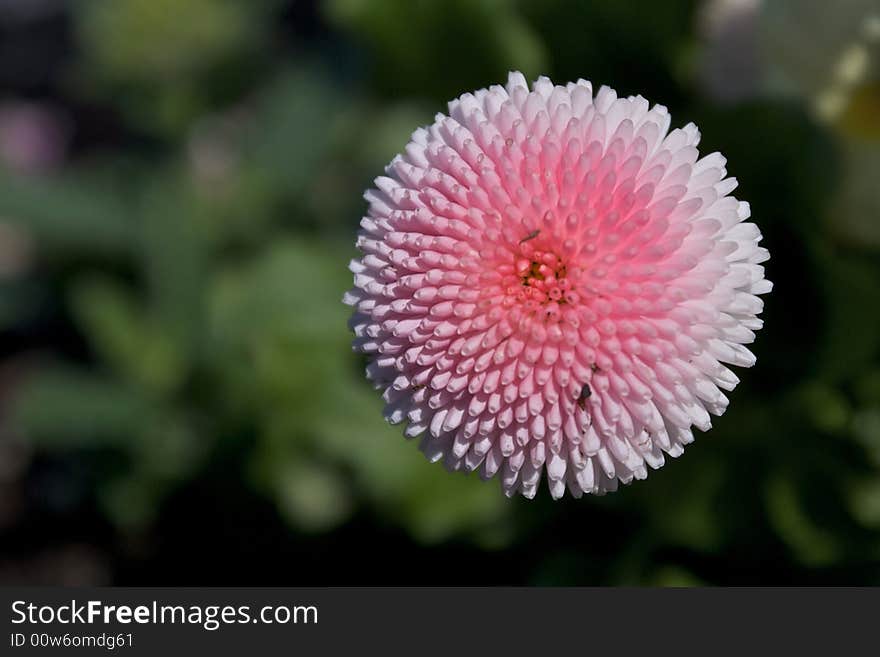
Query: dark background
0,0,878,585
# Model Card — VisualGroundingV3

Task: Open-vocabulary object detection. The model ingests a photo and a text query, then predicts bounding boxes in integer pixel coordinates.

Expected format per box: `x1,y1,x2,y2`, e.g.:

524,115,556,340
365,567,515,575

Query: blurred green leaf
209,239,350,349
243,69,341,200
68,276,187,395
629,451,726,553
766,474,840,566
74,0,277,133
649,566,704,587
325,0,546,101
851,407,880,467
855,370,880,406
0,169,133,259
132,412,207,483
521,0,693,101
138,175,209,359
14,367,153,448
99,473,162,531
0,280,44,331
795,381,851,433
848,478,880,529
816,253,880,382
274,460,354,533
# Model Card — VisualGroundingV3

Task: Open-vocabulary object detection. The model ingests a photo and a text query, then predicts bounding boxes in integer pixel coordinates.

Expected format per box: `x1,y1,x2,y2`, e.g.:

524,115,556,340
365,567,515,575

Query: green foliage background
0,0,878,584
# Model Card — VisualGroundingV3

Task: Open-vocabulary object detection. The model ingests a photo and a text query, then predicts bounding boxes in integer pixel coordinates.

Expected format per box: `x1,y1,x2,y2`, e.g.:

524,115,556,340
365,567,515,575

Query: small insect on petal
519,229,541,244
577,383,592,410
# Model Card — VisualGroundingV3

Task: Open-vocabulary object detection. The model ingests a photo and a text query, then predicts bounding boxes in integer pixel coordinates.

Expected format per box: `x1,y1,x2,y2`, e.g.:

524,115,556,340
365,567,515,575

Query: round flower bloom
345,72,771,499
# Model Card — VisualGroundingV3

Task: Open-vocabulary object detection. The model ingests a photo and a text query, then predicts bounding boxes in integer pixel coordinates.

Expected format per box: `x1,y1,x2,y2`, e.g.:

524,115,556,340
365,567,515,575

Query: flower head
345,72,771,499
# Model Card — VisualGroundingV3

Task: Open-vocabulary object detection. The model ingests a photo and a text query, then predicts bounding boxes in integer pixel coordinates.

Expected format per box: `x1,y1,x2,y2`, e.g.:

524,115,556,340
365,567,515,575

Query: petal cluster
345,72,771,499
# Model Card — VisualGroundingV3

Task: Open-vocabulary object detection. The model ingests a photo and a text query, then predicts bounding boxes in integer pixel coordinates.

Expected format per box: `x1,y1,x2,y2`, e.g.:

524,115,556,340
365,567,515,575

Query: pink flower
345,72,771,499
